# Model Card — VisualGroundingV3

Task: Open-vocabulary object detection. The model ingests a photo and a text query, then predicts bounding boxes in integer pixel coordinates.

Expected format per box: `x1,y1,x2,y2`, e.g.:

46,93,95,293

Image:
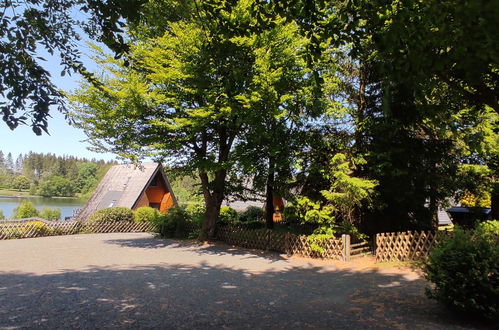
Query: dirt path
0,233,480,329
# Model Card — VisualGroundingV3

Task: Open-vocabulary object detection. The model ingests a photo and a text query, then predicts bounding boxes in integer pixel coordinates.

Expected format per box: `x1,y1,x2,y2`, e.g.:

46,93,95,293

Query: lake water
0,196,87,220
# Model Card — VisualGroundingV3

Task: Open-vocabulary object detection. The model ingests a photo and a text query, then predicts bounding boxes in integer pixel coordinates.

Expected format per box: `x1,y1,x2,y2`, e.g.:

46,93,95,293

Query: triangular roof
77,162,177,221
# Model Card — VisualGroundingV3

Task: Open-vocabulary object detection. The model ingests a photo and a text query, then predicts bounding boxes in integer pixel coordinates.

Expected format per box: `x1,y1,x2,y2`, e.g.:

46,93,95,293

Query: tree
0,0,145,133
5,153,14,173
352,0,499,116
37,176,75,197
14,154,24,174
71,0,318,239
11,175,30,191
0,151,5,173
12,200,39,219
76,163,99,195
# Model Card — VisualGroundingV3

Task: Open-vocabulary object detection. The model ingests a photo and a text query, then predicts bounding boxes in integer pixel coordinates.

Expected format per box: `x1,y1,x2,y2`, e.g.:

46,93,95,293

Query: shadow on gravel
104,236,289,262
104,237,194,250
0,262,484,329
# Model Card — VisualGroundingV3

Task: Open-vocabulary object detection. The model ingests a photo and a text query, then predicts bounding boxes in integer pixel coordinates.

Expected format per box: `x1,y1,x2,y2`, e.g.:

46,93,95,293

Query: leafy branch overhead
70,0,321,239
0,0,144,134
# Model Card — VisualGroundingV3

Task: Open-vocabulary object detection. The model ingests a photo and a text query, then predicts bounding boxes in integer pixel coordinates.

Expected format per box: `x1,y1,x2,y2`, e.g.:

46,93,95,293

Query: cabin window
150,176,158,187
149,202,160,210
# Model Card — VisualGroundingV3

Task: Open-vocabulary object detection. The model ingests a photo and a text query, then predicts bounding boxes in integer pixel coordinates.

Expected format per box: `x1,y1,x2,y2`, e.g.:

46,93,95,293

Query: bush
476,220,499,239
12,200,39,219
185,204,205,228
335,221,367,241
219,206,238,224
231,220,266,230
21,220,51,236
39,208,61,221
88,207,134,223
154,206,201,238
424,226,498,321
239,206,264,222
0,209,4,220
134,207,162,223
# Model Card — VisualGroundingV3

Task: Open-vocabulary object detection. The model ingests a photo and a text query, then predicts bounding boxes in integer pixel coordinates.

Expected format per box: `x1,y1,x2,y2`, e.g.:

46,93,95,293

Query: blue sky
0,42,117,162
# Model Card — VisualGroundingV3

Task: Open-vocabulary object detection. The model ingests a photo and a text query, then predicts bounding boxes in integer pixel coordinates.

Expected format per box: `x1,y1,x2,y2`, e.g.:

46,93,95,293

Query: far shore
0,189,87,200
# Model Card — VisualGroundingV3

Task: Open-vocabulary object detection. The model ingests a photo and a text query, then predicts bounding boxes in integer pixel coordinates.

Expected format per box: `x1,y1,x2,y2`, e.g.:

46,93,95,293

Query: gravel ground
0,233,483,329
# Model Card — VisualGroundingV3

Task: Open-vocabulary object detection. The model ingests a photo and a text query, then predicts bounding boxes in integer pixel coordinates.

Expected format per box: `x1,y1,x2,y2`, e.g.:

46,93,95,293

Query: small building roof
77,162,177,221
437,209,453,226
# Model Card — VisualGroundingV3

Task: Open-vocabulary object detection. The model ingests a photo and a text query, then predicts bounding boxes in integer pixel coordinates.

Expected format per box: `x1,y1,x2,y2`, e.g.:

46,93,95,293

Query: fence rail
350,240,372,258
0,219,154,240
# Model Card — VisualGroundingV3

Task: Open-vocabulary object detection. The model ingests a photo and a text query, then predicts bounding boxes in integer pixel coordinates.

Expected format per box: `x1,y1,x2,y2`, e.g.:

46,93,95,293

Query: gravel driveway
0,233,481,329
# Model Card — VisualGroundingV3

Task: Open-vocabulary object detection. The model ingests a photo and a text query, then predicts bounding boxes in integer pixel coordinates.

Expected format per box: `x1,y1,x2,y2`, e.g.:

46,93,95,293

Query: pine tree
0,151,5,173
5,153,14,173
14,154,24,174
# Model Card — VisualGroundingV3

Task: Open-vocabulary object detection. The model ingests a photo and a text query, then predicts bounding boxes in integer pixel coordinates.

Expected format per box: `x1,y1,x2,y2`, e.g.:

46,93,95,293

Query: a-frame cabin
77,163,177,221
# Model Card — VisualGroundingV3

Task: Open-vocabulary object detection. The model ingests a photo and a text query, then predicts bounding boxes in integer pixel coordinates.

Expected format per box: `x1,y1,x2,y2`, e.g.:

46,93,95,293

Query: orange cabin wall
145,174,167,203
135,192,150,209
160,193,174,213
134,172,175,214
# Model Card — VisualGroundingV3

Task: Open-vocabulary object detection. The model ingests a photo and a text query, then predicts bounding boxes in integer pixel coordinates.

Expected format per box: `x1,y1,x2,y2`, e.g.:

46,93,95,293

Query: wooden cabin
223,193,285,223
77,163,177,221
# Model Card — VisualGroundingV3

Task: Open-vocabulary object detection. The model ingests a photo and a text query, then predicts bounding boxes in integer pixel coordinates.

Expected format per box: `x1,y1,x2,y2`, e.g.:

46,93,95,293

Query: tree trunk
491,187,499,220
355,66,367,152
429,196,439,229
199,195,222,241
264,157,275,229
198,169,227,241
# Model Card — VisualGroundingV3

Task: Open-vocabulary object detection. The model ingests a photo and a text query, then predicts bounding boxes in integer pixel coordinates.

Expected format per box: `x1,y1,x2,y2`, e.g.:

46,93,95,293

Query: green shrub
185,204,205,228
239,206,264,222
12,200,39,219
39,208,61,221
476,220,499,239
219,206,238,224
134,207,162,223
154,206,201,238
88,207,134,223
234,220,265,230
335,221,367,241
0,209,4,220
424,227,498,321
21,220,51,236
306,233,331,254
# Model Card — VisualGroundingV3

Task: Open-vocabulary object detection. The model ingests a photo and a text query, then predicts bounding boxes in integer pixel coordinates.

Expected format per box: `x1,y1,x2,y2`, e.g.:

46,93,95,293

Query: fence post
342,234,351,261
285,232,291,256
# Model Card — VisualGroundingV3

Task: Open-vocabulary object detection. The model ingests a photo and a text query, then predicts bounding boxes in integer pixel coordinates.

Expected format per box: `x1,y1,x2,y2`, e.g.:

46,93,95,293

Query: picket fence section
0,219,154,240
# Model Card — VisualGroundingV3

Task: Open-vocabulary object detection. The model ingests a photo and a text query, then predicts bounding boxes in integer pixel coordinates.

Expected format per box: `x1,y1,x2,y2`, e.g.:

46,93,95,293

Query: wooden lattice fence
375,230,444,262
216,225,354,260
0,219,154,240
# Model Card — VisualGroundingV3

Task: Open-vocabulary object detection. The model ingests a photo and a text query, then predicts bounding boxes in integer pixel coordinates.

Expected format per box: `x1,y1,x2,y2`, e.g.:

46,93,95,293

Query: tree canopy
71,0,324,239
7,0,493,237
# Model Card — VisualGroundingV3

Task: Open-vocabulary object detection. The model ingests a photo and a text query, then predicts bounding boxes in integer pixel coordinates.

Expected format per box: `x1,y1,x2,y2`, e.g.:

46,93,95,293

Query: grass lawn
0,189,31,197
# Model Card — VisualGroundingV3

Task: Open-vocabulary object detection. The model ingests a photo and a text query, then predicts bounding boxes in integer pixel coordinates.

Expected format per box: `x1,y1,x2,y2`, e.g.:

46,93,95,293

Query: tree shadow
0,262,487,329
104,236,196,249
104,235,289,262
